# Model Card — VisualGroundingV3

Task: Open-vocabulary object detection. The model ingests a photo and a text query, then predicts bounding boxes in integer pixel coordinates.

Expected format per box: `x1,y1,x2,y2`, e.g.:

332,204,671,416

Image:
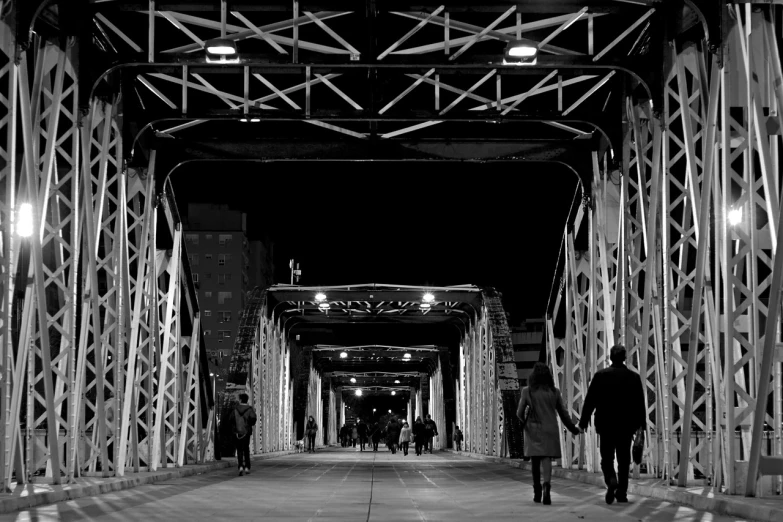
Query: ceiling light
340,351,348,358
388,409,392,413
394,380,400,384
391,391,396,396
355,389,362,396
422,293,435,303
350,377,356,383
420,303,431,309
503,40,538,65
403,353,411,360
17,203,33,238
728,207,743,226
205,38,237,60
319,302,330,310
315,292,327,302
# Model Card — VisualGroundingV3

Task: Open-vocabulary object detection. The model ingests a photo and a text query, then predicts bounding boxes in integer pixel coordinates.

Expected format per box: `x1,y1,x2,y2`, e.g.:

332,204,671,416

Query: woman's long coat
516,386,578,457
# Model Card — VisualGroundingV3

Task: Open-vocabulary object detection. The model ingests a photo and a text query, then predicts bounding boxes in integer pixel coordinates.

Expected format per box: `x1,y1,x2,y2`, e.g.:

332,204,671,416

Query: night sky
172,161,580,324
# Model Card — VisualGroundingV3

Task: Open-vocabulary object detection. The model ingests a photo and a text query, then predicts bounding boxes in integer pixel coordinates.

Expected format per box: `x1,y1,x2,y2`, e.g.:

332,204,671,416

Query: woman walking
413,416,427,456
516,362,580,505
371,423,382,452
305,416,318,453
398,421,412,456
386,417,400,454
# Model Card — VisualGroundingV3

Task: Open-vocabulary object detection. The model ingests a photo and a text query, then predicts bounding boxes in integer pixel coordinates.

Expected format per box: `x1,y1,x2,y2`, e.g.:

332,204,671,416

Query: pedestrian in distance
386,416,400,454
340,425,348,447
424,414,438,453
232,393,257,476
516,362,580,505
371,423,382,452
305,415,318,453
453,426,463,451
578,344,646,505
413,416,427,456
398,421,412,456
351,425,358,448
357,418,368,451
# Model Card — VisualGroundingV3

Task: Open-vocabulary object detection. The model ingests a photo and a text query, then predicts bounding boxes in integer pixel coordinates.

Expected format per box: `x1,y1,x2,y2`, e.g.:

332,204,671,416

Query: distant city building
183,204,274,390
511,318,545,385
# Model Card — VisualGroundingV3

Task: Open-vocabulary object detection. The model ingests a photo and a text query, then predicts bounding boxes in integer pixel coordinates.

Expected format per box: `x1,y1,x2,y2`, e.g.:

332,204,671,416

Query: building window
218,330,231,342
218,254,227,266
205,291,212,298
219,311,232,322
205,254,213,260
204,330,211,336
218,273,231,285
188,254,199,266
206,273,212,279
219,234,233,246
204,310,212,317
185,233,199,245
206,234,213,240
192,273,199,283
218,291,233,304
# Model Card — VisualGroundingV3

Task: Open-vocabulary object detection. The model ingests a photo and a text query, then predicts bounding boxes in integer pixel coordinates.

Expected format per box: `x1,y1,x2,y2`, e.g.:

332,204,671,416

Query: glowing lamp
355,389,363,396
350,377,356,383
315,292,327,302
340,351,348,358
17,203,33,238
728,208,743,226
503,40,538,65
422,293,435,303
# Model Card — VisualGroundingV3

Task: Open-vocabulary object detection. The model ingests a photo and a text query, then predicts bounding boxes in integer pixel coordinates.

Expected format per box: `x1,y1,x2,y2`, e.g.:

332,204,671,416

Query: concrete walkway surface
0,446,780,521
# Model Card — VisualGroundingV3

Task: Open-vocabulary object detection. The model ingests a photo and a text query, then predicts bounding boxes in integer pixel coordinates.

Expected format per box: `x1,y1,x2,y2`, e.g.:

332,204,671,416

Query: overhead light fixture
394,380,400,384
17,203,33,238
728,207,743,226
355,389,363,396
350,377,356,383
315,292,327,302
340,351,348,358
205,38,239,63
391,391,396,396
503,40,538,66
420,303,431,310
319,302,330,310
388,409,392,413
403,353,411,360
422,292,435,303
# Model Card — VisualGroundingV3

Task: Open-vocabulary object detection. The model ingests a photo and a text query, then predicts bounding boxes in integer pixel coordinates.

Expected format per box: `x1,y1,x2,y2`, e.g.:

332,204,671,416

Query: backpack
235,408,248,438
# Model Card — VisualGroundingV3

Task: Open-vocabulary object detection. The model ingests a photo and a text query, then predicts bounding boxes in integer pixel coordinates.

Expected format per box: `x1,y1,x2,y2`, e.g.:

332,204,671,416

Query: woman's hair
308,416,314,422
415,416,423,423
528,362,556,391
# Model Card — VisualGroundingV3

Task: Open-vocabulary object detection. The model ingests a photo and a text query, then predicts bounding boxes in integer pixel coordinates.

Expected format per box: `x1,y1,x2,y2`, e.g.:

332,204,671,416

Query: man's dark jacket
578,363,645,435
357,422,368,436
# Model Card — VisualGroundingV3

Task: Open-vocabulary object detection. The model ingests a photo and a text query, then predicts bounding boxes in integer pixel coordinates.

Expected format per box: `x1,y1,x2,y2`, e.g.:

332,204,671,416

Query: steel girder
550,2,783,497
0,26,210,488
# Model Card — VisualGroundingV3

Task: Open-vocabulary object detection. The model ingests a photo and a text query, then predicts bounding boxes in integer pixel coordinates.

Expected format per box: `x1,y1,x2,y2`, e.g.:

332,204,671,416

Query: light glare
403,353,411,359
391,391,396,396
422,292,435,303
206,45,236,55
350,377,356,383
355,389,363,396
340,351,348,358
17,203,33,238
728,208,743,226
315,292,327,302
508,45,537,57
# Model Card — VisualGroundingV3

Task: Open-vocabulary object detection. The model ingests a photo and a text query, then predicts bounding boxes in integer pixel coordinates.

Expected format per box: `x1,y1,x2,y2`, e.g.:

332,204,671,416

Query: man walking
424,414,438,453
232,393,257,476
357,418,368,451
579,345,646,504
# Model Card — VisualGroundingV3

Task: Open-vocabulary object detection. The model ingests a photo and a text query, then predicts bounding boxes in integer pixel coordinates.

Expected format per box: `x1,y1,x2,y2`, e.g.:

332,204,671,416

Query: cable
545,181,582,319
365,449,377,522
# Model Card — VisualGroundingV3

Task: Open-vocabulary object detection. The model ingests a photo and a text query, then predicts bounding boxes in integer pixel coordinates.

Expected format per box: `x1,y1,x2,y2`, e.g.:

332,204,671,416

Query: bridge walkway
0,447,774,522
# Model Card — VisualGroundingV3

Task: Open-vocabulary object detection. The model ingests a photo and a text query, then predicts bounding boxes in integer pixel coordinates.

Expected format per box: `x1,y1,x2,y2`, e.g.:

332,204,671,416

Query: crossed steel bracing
3,0,783,501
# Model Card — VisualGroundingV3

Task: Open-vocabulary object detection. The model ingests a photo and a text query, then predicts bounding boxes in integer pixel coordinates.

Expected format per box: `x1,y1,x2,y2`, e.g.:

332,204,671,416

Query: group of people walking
228,343,645,508
339,414,440,456
516,345,646,506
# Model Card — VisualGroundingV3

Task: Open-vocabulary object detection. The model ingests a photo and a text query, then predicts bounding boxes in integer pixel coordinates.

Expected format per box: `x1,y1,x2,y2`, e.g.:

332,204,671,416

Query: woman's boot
542,482,551,505
533,483,542,503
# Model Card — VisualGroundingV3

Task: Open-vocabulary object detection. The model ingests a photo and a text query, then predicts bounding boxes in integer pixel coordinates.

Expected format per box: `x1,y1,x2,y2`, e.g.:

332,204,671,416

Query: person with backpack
424,414,438,453
453,426,464,451
305,415,318,453
232,393,257,476
517,362,580,505
370,423,382,452
413,417,427,456
357,419,368,451
386,417,400,454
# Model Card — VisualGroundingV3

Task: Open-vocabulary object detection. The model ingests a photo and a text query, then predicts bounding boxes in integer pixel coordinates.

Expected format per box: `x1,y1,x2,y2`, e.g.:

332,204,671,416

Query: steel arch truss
0,28,211,488
551,3,783,497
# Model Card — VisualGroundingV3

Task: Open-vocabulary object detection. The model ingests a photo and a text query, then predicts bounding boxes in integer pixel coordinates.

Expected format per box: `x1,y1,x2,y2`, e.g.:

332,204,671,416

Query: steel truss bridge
0,0,781,502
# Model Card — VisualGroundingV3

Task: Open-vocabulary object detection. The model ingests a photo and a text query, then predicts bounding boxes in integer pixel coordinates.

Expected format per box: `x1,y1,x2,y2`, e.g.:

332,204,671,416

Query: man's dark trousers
599,431,633,497
236,434,251,470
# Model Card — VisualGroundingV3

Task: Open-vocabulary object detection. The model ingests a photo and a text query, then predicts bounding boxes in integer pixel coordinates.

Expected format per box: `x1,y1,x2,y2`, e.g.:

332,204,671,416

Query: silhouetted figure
305,416,318,453
413,417,426,456
579,345,646,505
517,362,579,505
232,393,257,476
